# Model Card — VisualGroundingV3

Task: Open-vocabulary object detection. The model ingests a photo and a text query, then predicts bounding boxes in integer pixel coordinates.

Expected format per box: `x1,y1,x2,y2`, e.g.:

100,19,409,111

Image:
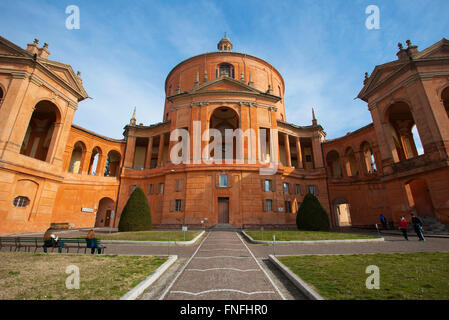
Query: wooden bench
0,237,18,251
50,222,70,230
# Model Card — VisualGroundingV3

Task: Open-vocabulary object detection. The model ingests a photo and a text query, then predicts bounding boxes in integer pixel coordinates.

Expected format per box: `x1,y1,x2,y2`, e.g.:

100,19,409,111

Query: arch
326,150,342,178
404,179,434,217
385,101,423,162
68,141,86,174
95,197,115,227
344,147,358,177
88,146,102,175
360,141,377,174
208,107,240,161
0,84,4,107
441,86,449,119
104,150,121,177
19,100,61,162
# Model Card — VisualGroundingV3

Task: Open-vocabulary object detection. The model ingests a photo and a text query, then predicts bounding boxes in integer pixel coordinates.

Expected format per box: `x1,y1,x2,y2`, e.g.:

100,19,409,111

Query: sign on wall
81,208,94,213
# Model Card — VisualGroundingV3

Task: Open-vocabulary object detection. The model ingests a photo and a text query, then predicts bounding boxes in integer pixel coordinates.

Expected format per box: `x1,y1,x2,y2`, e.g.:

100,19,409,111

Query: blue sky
1,0,448,140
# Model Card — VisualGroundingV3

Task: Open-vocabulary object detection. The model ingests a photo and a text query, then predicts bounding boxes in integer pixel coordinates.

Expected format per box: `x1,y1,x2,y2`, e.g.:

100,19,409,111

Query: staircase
209,223,241,232
420,216,449,235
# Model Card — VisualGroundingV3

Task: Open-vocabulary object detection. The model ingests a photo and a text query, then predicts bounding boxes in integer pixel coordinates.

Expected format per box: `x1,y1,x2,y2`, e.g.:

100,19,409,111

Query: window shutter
288,183,292,194
215,174,220,188
271,180,276,192
315,185,319,196
273,199,277,212
227,174,232,187
261,179,265,192
300,184,304,195
169,200,175,212
156,183,160,194
180,179,185,192
262,199,266,212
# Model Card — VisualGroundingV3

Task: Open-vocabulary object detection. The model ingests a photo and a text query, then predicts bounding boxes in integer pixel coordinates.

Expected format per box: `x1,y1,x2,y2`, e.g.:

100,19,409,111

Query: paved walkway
159,231,285,300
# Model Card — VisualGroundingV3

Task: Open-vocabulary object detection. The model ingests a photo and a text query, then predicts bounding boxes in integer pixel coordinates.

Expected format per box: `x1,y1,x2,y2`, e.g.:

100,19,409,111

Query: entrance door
218,198,229,224
105,210,112,227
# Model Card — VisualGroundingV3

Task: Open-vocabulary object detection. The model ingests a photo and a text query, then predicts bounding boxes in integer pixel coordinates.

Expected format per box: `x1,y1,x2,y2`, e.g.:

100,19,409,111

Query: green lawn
0,252,167,300
97,230,202,242
278,252,449,300
245,230,380,241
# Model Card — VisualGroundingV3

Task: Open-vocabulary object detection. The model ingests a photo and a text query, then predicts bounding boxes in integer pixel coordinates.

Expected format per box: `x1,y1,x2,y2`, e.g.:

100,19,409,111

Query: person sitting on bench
86,230,102,254
43,228,62,253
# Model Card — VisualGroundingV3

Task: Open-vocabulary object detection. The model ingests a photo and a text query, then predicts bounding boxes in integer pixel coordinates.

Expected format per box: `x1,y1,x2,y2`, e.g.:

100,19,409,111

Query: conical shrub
296,193,330,231
118,187,152,232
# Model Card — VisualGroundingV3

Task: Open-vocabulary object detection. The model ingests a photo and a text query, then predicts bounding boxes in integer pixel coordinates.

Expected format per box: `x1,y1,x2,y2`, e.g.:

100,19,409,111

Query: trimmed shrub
118,187,152,232
296,193,330,231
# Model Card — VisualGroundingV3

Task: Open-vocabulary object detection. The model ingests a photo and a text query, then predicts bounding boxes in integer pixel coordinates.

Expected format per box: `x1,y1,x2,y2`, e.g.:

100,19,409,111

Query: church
0,35,448,233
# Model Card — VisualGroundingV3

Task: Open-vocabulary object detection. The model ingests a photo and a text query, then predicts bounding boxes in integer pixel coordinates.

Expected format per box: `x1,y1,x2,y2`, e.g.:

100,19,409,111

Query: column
312,134,323,169
157,133,165,167
295,137,303,169
144,136,153,169
284,133,291,167
81,150,92,174
45,122,62,163
123,136,136,168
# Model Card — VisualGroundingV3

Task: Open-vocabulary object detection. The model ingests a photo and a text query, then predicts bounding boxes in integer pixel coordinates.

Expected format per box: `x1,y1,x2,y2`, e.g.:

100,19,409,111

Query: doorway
405,179,434,216
218,197,229,224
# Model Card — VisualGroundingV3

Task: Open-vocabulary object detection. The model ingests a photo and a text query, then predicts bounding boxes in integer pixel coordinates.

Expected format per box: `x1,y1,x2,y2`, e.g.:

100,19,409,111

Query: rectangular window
285,201,292,213
264,180,271,192
148,184,153,195
295,184,300,195
159,183,165,194
175,199,182,212
305,155,312,163
266,199,273,212
283,182,290,194
175,179,183,192
219,174,228,187
307,185,316,195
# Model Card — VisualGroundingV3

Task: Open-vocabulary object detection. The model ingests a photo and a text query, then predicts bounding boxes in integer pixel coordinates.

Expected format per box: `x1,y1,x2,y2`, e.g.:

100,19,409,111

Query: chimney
37,42,50,59
26,38,40,55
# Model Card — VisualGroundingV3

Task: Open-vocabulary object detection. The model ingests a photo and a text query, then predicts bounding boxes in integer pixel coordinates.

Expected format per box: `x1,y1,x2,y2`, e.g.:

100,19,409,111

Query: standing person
379,214,388,230
42,228,63,253
86,229,102,254
398,216,409,240
411,212,426,242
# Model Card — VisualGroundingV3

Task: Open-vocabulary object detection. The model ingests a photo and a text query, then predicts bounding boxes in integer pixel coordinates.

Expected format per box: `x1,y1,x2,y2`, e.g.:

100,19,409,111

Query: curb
101,230,205,246
242,230,384,244
268,255,324,300
120,255,178,300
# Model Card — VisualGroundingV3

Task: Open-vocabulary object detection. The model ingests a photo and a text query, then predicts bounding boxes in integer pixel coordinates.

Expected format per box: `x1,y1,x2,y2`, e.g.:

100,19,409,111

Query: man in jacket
411,212,426,242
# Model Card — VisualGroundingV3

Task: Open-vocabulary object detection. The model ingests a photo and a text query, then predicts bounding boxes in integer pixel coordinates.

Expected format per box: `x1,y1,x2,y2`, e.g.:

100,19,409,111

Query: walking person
398,216,409,240
379,214,388,230
411,212,426,242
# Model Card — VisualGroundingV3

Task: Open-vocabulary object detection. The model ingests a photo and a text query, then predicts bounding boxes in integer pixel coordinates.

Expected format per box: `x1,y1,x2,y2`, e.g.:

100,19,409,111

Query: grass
245,230,380,241
96,230,202,242
278,252,449,300
0,252,167,300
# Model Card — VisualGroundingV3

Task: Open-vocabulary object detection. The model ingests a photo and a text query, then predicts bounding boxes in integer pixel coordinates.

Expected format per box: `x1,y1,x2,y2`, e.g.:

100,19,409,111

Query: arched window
20,100,60,162
88,147,102,175
361,142,377,174
104,150,121,177
344,147,358,177
442,86,449,119
218,63,234,78
68,141,86,174
326,151,342,178
387,102,423,162
0,86,4,107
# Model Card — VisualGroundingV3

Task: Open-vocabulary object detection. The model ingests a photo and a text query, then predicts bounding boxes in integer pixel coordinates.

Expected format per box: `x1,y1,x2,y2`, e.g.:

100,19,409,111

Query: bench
50,222,70,230
0,237,106,254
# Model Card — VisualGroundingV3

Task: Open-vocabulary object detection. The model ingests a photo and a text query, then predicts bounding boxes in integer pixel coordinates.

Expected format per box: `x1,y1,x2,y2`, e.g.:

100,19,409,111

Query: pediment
192,77,263,94
41,62,80,89
414,40,449,59
0,37,31,57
